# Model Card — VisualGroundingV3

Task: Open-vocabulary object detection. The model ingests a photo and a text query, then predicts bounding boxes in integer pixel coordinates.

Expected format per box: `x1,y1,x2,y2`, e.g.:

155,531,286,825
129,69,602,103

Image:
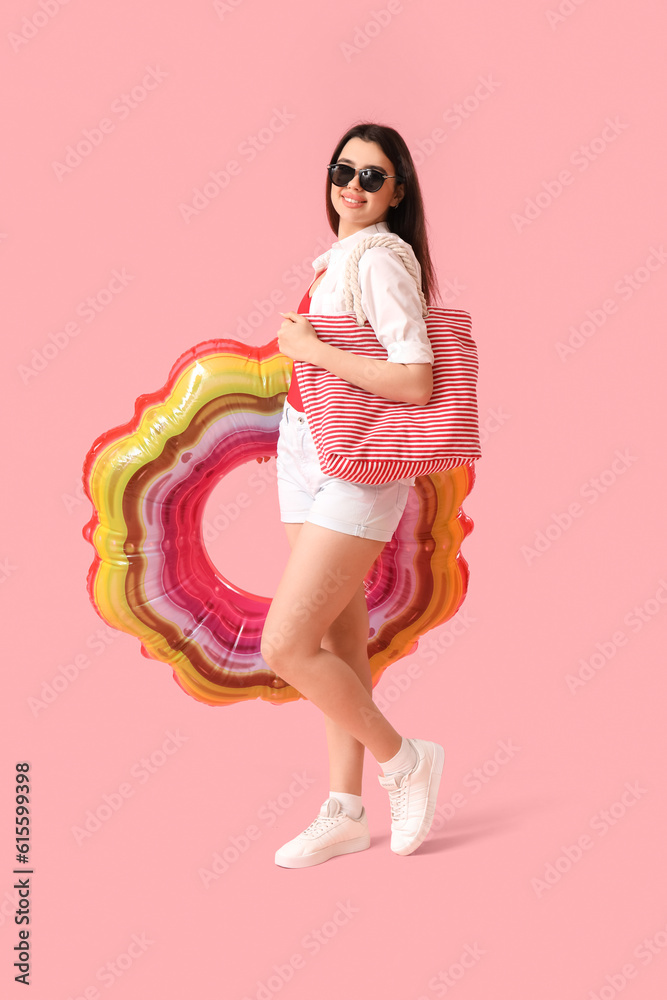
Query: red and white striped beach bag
292,307,481,485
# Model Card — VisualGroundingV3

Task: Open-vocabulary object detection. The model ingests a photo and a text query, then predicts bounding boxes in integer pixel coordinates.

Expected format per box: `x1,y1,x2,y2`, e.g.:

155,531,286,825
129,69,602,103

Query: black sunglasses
327,162,403,194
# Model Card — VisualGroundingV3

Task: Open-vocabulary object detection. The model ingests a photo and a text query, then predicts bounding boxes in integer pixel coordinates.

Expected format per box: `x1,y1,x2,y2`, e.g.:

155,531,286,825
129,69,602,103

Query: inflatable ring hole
202,458,289,597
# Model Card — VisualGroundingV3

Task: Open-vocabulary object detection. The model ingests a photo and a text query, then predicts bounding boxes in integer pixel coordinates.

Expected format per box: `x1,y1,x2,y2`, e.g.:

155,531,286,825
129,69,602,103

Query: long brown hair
325,121,440,306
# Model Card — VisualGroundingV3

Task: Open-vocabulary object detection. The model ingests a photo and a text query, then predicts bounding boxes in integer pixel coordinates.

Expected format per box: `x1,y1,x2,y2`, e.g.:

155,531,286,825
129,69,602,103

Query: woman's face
330,137,404,236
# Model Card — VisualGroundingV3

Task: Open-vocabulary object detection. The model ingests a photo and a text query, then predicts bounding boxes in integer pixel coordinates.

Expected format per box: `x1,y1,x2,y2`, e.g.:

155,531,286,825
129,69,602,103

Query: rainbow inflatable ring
83,334,475,707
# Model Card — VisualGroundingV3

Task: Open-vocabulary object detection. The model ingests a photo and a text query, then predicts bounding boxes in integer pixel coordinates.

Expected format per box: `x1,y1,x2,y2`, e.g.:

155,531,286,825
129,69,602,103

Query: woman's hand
277,311,320,364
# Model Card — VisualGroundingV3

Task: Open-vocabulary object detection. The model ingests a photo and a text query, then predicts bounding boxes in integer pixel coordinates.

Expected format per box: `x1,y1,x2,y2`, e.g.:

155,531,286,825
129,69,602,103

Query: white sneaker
377,738,445,855
274,797,371,869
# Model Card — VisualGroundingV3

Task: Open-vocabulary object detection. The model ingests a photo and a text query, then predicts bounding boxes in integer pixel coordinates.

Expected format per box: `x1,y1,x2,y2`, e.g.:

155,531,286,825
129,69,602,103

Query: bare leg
283,524,374,795
261,521,403,764
321,584,374,796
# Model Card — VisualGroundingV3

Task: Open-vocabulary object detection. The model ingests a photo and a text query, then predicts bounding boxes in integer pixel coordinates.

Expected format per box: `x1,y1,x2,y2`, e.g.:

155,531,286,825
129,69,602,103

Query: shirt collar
312,221,391,271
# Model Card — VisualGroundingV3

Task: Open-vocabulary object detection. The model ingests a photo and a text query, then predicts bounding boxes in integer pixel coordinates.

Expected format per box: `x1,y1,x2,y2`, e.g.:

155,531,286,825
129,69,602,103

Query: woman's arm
310,340,433,406
278,311,433,406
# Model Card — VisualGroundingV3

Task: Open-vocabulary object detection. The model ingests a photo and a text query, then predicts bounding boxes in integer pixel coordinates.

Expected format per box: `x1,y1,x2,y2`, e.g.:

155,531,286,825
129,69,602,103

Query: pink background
3,1,667,997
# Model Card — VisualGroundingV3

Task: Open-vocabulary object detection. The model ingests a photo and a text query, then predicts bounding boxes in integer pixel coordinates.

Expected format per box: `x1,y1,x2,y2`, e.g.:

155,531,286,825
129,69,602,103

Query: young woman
260,122,444,868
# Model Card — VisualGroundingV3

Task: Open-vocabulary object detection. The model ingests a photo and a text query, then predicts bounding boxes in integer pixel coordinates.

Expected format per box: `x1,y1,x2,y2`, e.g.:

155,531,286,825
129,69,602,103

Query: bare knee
260,621,314,676
322,621,368,661
260,627,292,673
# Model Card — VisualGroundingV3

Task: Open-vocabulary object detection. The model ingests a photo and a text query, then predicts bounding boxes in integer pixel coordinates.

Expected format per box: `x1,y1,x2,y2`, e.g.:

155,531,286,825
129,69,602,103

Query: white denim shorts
275,399,414,542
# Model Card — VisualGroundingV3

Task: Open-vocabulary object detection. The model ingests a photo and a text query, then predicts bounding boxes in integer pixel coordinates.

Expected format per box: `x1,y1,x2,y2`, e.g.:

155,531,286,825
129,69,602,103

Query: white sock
379,737,418,777
329,790,363,820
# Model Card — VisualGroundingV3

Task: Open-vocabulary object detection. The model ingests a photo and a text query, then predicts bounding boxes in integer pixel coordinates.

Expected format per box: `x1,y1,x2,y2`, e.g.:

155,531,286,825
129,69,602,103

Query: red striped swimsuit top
285,267,328,412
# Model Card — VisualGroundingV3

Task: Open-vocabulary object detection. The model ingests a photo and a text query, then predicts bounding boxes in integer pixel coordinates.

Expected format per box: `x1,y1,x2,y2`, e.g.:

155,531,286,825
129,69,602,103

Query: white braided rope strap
342,233,429,325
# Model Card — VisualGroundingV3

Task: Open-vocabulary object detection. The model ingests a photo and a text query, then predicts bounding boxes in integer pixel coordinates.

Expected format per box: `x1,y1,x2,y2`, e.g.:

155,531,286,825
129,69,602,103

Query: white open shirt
308,221,435,367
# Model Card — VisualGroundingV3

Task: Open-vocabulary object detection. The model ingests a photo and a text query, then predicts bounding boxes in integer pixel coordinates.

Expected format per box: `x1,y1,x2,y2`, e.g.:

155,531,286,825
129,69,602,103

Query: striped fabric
293,307,481,485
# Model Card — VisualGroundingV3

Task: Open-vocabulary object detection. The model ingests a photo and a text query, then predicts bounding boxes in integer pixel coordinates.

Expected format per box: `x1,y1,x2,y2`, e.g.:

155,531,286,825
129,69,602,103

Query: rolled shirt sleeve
358,246,435,365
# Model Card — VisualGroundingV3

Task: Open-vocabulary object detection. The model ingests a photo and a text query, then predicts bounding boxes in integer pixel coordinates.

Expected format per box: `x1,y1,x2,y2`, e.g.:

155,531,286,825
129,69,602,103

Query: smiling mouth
342,194,365,206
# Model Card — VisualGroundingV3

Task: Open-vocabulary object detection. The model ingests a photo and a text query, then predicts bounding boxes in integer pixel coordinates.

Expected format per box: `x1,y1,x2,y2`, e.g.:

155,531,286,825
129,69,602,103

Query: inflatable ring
83,336,475,707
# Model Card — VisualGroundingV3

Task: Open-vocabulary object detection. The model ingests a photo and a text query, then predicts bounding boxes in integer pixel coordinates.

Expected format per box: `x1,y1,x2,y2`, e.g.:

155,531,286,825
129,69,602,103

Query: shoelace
385,776,409,822
302,813,342,839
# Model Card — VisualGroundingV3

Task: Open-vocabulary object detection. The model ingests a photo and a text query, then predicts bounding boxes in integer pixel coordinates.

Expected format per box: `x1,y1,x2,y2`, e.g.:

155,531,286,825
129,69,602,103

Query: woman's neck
337,218,388,241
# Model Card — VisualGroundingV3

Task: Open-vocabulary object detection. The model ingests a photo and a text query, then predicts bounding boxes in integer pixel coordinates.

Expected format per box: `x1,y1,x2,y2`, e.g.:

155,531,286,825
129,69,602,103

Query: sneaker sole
393,742,445,856
274,834,371,869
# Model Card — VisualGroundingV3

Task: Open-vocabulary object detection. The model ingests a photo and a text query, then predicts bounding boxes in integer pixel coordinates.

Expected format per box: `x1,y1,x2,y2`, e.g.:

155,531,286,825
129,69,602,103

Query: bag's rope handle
342,233,429,325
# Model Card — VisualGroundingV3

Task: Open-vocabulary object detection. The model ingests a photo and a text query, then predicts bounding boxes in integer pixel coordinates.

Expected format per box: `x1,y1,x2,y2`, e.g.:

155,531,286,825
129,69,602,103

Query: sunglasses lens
359,169,385,193
328,164,355,187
